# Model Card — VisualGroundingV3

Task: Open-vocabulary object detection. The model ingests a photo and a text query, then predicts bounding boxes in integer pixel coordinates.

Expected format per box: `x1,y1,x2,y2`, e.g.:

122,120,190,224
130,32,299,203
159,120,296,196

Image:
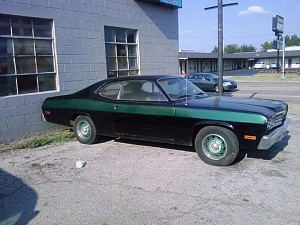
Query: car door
192,74,213,91
188,74,205,90
112,80,176,143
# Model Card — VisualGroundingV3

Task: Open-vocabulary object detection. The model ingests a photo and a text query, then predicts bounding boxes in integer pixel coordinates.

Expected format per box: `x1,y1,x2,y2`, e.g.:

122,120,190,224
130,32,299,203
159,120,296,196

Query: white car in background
254,62,266,69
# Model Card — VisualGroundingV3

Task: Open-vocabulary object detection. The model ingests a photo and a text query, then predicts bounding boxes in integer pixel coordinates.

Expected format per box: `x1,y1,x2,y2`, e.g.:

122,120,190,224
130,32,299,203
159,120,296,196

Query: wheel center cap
209,140,222,153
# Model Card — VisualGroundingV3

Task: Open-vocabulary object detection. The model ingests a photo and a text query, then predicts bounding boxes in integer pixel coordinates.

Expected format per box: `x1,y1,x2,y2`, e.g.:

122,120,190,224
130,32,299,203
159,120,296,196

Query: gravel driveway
1,111,299,225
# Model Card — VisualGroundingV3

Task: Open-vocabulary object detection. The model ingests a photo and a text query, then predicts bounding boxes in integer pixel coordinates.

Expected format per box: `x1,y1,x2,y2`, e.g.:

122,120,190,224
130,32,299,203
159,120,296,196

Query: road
1,79,300,225
224,81,300,104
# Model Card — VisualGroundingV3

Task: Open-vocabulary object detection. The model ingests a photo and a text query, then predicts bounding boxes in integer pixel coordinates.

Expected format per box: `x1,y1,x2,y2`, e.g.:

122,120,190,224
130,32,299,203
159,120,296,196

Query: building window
0,14,56,97
104,26,139,78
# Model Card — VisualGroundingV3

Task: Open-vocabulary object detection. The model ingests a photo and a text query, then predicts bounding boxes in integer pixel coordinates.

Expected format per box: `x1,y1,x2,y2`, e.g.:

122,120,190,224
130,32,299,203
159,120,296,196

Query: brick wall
0,0,179,143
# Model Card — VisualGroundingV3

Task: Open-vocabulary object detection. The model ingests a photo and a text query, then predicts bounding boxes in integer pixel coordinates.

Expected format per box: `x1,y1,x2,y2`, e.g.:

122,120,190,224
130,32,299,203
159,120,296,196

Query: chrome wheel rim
202,134,227,160
77,121,91,140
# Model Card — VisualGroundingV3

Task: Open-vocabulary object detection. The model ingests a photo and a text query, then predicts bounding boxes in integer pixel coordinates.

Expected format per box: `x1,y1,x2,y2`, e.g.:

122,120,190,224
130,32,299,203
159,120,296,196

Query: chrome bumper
257,118,290,150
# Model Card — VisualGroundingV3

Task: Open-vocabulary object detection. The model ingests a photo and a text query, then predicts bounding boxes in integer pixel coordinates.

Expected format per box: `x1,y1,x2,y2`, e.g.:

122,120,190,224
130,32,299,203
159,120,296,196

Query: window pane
104,27,114,42
104,27,139,78
128,45,137,57
16,57,36,73
127,29,136,43
14,39,34,55
118,57,127,69
118,71,128,76
129,70,138,75
117,44,126,57
0,38,13,56
116,28,126,42
106,57,117,70
129,57,137,69
37,56,54,73
17,75,37,94
36,40,52,55
11,17,32,36
107,71,117,78
33,19,52,37
38,73,56,91
105,43,116,57
0,15,11,35
0,76,17,96
0,57,15,74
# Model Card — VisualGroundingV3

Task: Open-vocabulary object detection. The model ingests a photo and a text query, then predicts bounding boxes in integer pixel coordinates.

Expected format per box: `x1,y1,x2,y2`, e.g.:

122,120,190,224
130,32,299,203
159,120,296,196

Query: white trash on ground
76,160,86,168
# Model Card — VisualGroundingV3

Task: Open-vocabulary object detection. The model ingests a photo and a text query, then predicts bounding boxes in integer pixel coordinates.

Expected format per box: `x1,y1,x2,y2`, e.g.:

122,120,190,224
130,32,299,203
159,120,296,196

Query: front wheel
74,116,98,144
195,126,239,166
214,85,224,93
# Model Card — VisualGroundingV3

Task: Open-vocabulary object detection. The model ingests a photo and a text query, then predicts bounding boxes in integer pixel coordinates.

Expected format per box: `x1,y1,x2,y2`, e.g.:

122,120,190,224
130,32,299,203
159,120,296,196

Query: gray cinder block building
0,0,181,143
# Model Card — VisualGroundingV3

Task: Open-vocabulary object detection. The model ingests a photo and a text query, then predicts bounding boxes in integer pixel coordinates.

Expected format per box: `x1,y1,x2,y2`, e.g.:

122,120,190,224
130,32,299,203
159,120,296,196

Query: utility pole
205,1,238,96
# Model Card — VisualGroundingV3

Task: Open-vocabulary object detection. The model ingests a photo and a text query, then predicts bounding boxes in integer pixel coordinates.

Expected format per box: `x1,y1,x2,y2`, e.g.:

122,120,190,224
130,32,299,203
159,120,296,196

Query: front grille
269,111,286,130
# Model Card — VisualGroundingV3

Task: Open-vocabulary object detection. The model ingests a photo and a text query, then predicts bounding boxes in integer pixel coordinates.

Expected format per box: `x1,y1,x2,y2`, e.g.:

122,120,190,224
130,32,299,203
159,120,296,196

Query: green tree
240,44,256,52
211,46,218,53
224,44,240,53
261,41,273,52
285,34,300,46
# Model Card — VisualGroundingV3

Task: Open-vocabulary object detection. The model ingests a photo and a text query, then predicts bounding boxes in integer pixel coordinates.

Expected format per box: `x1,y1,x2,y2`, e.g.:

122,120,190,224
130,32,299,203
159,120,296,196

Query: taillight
44,111,51,115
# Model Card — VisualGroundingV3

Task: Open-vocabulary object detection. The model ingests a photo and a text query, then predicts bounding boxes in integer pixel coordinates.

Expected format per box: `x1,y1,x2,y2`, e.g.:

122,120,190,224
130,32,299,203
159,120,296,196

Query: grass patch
0,129,75,154
229,73,300,82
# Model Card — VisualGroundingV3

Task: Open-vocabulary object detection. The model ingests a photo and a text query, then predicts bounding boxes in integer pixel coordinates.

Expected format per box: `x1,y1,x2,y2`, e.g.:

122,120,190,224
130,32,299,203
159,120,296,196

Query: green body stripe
175,108,266,124
44,99,266,124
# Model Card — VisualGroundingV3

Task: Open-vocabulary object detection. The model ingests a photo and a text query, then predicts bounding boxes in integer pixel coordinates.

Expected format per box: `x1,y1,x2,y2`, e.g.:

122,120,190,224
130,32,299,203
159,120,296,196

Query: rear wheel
74,116,98,144
195,126,239,166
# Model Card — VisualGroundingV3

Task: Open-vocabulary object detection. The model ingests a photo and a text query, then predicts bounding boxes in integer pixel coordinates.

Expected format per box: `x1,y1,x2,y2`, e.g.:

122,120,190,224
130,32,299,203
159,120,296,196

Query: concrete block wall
0,0,179,143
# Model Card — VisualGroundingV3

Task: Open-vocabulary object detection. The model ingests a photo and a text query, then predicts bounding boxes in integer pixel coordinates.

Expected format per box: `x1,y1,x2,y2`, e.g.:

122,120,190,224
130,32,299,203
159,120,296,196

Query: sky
178,0,300,52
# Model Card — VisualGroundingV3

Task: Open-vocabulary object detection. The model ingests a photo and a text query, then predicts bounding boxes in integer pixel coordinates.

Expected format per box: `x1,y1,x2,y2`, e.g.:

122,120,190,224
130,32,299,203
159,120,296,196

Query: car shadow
245,133,291,160
0,168,39,224
112,132,291,166
232,132,291,165
114,138,195,153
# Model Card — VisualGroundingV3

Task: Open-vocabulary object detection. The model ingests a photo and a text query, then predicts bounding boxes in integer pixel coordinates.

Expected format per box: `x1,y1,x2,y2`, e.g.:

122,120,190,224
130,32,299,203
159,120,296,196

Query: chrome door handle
113,104,120,110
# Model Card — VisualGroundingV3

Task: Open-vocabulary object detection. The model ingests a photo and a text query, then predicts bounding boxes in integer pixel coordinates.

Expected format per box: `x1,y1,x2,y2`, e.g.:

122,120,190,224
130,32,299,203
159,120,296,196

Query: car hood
179,96,287,118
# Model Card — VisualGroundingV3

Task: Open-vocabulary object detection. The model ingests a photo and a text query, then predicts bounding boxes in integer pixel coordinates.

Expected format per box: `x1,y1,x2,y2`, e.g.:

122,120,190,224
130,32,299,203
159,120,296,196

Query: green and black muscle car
42,75,290,166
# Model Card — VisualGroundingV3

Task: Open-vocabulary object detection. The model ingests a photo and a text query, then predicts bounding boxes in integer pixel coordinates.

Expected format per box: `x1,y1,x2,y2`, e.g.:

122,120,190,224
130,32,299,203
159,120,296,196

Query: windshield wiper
176,94,192,100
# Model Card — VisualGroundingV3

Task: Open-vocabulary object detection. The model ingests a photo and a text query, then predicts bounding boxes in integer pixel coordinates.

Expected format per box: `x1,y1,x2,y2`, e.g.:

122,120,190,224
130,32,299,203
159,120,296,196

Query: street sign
272,15,284,35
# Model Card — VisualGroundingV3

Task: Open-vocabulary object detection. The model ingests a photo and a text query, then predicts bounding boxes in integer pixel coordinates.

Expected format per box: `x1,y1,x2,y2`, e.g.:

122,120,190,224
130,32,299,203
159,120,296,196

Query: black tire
74,116,98,144
195,126,239,166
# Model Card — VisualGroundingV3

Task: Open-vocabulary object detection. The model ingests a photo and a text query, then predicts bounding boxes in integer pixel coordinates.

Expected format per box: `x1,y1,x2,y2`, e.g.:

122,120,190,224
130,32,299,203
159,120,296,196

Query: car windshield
158,77,206,101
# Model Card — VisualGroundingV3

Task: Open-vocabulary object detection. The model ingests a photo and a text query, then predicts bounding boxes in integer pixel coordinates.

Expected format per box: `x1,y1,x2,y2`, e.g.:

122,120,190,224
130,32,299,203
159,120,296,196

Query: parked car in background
270,63,280,70
254,62,266,69
186,73,237,92
42,75,290,166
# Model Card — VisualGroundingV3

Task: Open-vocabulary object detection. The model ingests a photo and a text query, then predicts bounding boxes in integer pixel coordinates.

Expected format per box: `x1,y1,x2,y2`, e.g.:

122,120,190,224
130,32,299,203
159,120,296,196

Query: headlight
223,82,231,86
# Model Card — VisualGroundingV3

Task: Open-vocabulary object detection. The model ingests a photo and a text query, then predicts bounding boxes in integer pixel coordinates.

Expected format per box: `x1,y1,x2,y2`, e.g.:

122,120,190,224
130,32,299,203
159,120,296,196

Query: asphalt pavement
222,81,300,104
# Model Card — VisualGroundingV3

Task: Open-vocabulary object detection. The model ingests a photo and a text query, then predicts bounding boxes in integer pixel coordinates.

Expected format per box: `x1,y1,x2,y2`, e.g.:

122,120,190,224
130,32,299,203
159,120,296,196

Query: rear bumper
257,118,290,150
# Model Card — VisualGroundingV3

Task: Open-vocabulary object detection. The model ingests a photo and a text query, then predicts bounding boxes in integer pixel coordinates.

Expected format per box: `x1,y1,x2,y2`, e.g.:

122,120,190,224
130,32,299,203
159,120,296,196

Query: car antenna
185,74,188,105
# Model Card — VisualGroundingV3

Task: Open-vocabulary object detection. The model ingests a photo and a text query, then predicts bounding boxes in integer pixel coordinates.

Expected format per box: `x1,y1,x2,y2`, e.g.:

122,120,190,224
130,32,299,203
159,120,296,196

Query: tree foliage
211,34,300,53
260,34,300,52
211,44,256,53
